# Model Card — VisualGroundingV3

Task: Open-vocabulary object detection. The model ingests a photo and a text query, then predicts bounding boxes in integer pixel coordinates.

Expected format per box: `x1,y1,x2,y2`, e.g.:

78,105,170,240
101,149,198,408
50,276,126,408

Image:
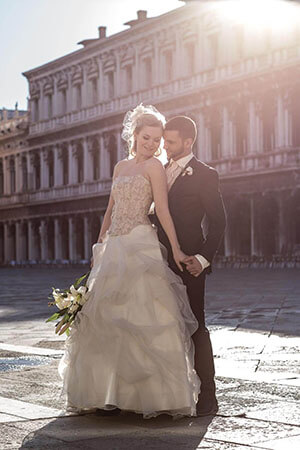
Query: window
164,50,173,81
93,151,99,180
0,160,3,195
262,97,275,152
125,65,133,93
61,89,67,115
77,145,84,183
48,151,54,187
143,58,152,88
210,108,222,160
62,151,68,185
33,98,39,122
91,78,98,105
185,42,195,75
9,158,16,194
22,156,28,191
207,33,219,67
291,86,300,147
46,94,53,118
76,84,82,110
106,71,114,99
236,103,248,156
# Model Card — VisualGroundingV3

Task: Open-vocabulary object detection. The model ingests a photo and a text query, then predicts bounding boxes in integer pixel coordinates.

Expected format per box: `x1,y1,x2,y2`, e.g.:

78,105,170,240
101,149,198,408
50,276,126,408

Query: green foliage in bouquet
46,272,90,336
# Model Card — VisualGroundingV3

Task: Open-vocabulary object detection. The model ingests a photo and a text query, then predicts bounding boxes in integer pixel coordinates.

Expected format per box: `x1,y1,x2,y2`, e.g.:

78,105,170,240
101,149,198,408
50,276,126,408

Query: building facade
1,0,300,265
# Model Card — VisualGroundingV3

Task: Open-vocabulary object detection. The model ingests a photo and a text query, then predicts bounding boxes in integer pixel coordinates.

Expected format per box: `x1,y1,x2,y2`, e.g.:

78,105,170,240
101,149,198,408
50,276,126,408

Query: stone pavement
0,268,299,449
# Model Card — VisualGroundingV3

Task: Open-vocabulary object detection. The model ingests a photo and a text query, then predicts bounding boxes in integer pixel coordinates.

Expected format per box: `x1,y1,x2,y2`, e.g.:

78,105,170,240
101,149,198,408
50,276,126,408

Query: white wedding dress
59,174,200,417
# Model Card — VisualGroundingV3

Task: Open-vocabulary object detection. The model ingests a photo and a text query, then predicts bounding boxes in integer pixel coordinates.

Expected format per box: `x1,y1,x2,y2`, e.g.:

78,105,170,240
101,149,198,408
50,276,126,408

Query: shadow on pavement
20,412,214,449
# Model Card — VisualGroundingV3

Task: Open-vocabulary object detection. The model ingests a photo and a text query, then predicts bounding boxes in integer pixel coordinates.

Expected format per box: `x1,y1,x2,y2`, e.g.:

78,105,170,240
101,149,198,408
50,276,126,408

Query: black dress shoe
196,392,218,417
95,408,121,416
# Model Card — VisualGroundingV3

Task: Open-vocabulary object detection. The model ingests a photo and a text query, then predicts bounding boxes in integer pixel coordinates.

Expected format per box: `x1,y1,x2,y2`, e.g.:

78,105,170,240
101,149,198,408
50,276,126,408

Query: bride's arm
95,161,124,243
96,193,114,243
147,159,185,272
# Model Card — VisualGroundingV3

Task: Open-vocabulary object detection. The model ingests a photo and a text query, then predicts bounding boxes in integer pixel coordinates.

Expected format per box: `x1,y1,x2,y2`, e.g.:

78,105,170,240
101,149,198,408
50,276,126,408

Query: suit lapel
168,156,196,198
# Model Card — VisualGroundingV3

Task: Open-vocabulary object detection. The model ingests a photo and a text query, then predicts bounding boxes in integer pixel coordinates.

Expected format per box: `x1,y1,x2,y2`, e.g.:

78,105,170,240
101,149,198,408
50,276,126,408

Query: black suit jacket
154,156,226,274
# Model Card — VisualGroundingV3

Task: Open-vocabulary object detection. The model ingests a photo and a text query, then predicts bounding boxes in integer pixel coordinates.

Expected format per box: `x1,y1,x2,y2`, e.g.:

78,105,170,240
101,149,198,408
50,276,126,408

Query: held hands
172,248,188,272
183,256,203,277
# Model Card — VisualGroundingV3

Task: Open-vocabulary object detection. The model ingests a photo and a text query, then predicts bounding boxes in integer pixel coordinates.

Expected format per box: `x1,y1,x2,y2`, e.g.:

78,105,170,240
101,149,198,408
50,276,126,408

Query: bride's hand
172,247,187,272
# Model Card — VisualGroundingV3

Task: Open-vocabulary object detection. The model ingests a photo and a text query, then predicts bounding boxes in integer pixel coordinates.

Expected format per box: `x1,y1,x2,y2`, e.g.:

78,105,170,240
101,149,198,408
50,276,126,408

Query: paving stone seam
217,413,300,428
194,435,270,449
2,409,299,429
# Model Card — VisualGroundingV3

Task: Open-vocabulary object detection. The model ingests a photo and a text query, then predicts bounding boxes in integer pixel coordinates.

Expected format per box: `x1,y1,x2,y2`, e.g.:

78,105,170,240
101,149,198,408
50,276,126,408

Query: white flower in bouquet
69,303,79,314
52,289,71,310
47,272,90,336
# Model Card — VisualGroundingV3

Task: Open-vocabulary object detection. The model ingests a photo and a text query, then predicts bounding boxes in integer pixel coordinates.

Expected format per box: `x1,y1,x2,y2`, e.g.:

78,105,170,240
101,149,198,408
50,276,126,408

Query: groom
155,116,226,416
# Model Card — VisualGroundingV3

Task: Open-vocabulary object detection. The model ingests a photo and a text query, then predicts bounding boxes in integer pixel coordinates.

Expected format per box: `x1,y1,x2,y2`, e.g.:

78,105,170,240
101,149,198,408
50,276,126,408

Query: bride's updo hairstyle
122,103,166,156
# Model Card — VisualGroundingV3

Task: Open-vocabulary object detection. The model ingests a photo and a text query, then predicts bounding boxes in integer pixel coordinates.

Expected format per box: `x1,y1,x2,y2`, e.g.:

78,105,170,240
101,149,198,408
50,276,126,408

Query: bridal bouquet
46,272,90,336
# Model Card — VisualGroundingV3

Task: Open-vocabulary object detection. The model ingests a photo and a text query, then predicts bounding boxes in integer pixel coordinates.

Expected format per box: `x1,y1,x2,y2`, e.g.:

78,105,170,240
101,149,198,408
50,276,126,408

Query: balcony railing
1,147,299,208
212,147,300,176
28,45,300,136
0,179,112,207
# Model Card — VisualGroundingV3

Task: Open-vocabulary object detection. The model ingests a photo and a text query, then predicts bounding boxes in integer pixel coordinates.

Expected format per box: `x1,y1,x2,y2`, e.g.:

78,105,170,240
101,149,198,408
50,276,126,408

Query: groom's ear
183,137,193,150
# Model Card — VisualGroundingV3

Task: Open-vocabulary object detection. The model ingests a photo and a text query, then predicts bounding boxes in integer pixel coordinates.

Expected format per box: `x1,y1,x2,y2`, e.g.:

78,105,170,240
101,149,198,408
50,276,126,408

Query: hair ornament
121,103,165,144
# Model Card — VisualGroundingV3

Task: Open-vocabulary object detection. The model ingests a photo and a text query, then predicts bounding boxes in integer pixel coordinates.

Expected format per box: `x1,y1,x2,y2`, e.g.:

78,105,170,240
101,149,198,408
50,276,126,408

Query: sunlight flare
215,0,300,30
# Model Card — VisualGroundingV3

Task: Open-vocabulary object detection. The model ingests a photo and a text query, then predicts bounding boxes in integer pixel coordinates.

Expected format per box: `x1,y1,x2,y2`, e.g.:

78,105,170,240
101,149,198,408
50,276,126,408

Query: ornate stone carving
86,57,99,80
101,50,116,71
42,76,54,95
56,70,69,91
29,81,40,99
71,64,83,86
118,44,135,66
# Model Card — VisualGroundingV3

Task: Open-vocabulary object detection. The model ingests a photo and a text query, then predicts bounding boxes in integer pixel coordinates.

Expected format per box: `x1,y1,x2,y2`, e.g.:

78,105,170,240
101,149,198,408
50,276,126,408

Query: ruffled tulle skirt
58,225,200,418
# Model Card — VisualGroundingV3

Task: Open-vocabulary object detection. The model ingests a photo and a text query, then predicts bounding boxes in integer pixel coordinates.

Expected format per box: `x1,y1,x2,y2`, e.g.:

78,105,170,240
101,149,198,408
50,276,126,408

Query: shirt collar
173,152,194,169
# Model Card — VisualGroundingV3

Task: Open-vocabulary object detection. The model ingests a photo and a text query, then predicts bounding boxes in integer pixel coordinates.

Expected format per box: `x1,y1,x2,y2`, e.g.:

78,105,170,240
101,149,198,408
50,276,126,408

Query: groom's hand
183,256,203,277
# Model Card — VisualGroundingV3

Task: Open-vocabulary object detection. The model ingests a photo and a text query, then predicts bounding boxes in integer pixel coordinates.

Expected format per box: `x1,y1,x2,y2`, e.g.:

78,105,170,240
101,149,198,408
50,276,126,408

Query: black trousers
171,263,216,394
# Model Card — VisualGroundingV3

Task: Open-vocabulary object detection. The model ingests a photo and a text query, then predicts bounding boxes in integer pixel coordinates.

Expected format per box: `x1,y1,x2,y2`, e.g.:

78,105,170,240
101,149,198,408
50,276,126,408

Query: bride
59,104,200,418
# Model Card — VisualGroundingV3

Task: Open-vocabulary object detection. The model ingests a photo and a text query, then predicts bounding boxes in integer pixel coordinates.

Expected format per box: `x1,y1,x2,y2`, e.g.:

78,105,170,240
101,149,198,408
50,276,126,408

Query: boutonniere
181,166,193,177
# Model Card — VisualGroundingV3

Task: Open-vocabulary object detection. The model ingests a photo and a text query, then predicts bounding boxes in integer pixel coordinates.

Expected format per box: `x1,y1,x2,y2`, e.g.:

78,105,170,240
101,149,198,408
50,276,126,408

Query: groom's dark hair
165,116,197,144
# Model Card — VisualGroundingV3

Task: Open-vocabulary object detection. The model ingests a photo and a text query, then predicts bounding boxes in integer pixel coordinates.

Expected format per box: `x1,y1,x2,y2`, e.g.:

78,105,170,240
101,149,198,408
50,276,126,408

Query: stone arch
48,150,54,188
108,134,118,177
91,138,100,181
9,157,16,193
61,144,69,186
233,198,251,256
9,222,17,261
290,189,300,254
291,84,300,147
33,152,41,190
235,101,248,156
22,221,29,261
260,196,279,257
75,216,85,261
77,143,84,183
0,223,4,263
91,214,101,245
61,218,69,260
21,155,28,191
47,219,55,260
0,159,4,195
209,106,222,161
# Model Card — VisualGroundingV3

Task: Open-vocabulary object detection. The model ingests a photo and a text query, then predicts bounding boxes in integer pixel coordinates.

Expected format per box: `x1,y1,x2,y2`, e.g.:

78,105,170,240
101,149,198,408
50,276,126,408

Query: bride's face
134,126,163,159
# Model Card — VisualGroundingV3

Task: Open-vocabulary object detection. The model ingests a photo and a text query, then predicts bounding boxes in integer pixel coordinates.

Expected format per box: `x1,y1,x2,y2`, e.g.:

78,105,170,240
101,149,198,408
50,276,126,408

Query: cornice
22,3,200,80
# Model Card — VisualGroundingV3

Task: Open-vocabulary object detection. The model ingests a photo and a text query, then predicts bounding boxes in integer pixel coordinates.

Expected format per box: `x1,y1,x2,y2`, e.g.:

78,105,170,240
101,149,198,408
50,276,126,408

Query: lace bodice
108,174,153,236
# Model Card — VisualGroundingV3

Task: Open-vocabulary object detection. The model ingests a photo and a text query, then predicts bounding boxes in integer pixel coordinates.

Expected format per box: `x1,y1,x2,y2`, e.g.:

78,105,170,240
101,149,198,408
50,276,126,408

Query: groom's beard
166,146,185,161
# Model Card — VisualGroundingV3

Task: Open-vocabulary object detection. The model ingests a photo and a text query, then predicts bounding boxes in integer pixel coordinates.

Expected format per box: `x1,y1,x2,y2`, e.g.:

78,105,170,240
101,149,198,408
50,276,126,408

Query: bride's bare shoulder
146,157,164,170
114,159,130,176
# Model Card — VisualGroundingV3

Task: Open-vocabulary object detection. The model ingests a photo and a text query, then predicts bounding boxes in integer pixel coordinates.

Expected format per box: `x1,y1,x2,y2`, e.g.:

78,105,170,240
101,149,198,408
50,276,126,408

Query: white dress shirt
166,153,210,271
